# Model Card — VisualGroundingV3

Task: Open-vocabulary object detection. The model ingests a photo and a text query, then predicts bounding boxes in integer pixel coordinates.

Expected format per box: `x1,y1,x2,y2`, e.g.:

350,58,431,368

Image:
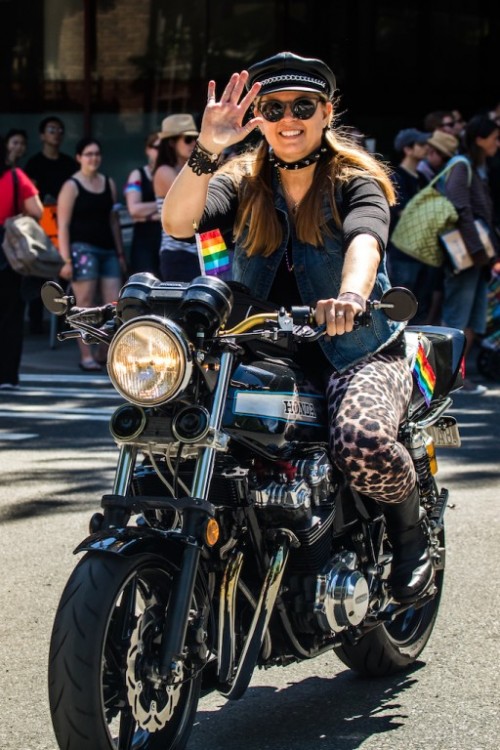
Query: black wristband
338,291,366,311
187,140,221,176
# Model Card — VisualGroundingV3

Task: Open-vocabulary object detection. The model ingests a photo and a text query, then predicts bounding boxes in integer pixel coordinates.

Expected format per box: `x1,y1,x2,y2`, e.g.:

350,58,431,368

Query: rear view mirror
379,287,418,322
41,281,75,316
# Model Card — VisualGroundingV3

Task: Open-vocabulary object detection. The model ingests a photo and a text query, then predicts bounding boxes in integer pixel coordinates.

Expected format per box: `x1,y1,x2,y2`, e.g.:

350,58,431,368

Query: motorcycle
42,274,465,750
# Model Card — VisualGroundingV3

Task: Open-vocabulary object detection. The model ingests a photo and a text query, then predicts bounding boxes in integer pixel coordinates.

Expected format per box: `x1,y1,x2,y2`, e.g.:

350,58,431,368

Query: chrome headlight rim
108,316,193,406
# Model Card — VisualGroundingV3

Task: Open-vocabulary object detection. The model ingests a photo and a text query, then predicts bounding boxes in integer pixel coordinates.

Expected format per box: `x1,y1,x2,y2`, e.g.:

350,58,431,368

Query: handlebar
67,303,116,327
41,278,417,348
220,299,390,341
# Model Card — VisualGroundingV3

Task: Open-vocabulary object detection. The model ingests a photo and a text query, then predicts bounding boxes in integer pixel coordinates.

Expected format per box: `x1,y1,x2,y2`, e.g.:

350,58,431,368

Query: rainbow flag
413,340,436,405
196,229,231,276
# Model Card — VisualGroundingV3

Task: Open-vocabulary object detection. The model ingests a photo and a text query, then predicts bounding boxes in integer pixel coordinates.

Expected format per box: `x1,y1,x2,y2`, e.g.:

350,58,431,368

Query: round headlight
108,317,193,406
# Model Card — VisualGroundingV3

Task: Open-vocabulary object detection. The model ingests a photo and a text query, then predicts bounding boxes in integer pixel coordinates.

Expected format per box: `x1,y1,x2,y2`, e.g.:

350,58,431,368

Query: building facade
1,0,498,190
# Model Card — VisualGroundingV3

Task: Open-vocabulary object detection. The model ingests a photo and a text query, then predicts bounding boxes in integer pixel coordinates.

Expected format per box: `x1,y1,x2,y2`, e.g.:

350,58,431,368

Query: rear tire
48,552,207,749
334,531,444,677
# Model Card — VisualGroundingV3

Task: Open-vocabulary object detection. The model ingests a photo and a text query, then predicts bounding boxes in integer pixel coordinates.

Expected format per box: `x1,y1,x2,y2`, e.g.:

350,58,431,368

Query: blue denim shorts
70,242,121,282
442,265,488,334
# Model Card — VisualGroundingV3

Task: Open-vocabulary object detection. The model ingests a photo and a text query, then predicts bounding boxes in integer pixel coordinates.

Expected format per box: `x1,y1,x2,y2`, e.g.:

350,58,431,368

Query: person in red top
0,136,43,388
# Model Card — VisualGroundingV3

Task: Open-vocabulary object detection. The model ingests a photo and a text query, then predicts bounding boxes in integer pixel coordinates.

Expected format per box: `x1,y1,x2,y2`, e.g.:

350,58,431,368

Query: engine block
250,450,335,523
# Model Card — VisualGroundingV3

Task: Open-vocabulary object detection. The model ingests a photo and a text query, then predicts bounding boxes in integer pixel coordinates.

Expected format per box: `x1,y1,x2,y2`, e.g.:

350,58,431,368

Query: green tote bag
390,158,470,267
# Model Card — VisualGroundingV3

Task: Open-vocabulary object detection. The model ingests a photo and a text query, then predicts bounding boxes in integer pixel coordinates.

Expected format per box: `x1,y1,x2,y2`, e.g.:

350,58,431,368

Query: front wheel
48,552,208,750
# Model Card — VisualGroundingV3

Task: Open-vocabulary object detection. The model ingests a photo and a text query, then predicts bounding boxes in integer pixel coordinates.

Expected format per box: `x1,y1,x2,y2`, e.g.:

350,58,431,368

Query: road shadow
189,662,425,749
0,493,102,523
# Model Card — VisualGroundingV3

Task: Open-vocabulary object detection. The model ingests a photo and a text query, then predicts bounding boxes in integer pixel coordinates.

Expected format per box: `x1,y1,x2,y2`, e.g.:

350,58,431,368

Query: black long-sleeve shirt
199,173,390,255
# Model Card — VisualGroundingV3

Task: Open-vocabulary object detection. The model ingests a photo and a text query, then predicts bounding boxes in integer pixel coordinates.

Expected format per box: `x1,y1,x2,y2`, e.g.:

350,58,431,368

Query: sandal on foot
79,359,102,372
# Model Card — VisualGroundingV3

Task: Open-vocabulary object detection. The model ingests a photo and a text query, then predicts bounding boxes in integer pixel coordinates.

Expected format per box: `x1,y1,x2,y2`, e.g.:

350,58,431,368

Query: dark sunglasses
441,120,455,128
258,97,323,123
180,135,197,145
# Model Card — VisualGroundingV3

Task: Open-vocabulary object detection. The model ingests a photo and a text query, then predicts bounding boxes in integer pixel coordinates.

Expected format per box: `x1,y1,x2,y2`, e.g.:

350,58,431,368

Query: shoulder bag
440,218,497,274
2,169,64,278
390,157,471,268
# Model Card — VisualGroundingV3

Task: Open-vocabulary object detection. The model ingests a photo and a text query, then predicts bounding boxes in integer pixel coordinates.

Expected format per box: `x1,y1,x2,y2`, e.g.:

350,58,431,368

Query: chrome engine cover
250,451,335,522
314,552,369,633
251,477,312,512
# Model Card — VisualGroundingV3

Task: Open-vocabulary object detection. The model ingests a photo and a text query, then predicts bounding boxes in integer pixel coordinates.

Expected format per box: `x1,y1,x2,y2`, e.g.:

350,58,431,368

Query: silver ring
335,311,344,318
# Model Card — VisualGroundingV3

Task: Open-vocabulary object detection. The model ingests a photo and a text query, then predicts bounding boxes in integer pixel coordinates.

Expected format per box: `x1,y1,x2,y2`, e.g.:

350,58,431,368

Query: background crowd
0,103,499,389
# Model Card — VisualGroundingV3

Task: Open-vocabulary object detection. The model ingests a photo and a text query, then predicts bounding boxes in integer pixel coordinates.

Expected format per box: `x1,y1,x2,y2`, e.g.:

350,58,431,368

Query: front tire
48,552,207,749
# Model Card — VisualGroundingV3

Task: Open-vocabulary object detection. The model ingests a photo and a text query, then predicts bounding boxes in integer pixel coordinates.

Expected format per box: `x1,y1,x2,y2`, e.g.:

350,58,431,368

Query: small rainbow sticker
196,229,230,276
413,340,436,405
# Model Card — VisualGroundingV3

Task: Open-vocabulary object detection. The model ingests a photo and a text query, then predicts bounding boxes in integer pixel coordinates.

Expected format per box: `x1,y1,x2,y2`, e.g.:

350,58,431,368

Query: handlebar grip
69,303,116,326
298,309,370,343
289,306,315,326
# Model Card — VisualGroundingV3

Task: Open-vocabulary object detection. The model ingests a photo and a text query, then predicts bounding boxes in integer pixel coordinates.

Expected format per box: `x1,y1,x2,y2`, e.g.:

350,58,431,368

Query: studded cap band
257,74,328,93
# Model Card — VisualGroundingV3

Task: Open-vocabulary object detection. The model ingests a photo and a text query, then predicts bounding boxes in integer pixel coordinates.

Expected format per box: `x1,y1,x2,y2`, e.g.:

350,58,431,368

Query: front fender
74,525,188,562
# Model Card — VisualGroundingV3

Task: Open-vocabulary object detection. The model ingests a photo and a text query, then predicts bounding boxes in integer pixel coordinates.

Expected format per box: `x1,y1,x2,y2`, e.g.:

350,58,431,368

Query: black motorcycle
42,274,465,750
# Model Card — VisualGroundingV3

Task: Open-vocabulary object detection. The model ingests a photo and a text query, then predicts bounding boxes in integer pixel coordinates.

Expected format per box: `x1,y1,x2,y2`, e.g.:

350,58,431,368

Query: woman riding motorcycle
162,51,434,604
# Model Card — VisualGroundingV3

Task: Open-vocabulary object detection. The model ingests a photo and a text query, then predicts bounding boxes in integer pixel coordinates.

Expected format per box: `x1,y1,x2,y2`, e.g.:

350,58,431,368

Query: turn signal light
204,518,220,547
425,436,438,475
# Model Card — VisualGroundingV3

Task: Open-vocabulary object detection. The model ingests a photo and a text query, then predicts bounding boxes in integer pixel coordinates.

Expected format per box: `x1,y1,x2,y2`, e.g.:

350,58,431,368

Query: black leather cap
247,51,336,99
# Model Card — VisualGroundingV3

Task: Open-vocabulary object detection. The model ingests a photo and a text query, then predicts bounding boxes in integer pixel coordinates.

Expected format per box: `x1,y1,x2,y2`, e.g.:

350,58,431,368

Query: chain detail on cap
258,74,328,90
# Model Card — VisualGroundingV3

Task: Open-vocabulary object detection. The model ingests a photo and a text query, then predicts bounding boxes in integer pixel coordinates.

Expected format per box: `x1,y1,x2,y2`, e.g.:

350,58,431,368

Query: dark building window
0,1,498,188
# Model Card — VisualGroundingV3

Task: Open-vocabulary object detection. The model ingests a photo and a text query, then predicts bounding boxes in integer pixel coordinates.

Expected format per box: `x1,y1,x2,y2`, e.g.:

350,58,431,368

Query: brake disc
126,608,184,731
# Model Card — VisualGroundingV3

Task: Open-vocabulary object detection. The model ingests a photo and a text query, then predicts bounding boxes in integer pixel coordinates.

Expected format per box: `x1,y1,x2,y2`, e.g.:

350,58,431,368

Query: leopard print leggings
326,352,415,504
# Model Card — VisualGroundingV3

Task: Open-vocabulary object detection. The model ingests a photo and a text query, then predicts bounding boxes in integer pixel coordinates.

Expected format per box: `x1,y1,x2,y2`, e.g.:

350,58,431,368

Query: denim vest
232,178,404,373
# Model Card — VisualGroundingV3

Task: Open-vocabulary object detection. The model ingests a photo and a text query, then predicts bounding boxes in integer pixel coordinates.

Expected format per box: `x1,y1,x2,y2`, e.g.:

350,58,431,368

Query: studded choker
269,145,327,170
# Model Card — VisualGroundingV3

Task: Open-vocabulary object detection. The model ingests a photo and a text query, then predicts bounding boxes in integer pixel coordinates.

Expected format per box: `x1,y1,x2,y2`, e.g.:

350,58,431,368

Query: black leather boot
383,486,434,604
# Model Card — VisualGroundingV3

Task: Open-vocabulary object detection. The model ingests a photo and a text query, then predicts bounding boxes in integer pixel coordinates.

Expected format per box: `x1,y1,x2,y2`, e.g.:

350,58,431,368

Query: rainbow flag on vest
195,229,231,276
412,340,436,405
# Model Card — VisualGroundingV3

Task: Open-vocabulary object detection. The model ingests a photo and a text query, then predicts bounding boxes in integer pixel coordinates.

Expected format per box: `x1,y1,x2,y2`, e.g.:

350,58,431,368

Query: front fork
156,350,235,680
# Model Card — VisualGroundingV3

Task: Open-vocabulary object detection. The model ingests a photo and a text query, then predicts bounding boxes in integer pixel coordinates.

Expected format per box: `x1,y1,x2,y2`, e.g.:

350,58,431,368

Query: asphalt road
0,369,499,750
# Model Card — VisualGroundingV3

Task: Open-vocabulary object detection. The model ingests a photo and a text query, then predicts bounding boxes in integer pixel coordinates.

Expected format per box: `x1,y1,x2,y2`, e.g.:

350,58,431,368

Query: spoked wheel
48,552,208,750
334,530,445,677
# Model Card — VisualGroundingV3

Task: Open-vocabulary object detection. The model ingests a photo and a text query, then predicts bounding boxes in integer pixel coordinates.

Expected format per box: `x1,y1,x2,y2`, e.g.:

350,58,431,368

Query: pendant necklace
277,169,301,216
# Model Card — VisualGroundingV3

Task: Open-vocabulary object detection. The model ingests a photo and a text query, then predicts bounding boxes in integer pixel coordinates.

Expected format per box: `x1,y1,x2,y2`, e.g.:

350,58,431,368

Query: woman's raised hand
198,71,263,153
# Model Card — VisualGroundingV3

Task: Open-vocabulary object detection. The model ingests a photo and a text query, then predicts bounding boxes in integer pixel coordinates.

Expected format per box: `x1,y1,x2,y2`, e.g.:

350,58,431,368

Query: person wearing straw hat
153,114,201,281
417,130,459,185
440,115,500,394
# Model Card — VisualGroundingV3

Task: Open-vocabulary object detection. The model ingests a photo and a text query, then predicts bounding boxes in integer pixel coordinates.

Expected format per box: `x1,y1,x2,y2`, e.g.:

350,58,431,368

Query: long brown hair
153,138,178,172
219,128,396,257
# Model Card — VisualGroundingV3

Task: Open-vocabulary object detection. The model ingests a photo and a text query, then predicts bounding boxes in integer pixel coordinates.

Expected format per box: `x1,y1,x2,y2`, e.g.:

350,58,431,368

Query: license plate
425,416,461,448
